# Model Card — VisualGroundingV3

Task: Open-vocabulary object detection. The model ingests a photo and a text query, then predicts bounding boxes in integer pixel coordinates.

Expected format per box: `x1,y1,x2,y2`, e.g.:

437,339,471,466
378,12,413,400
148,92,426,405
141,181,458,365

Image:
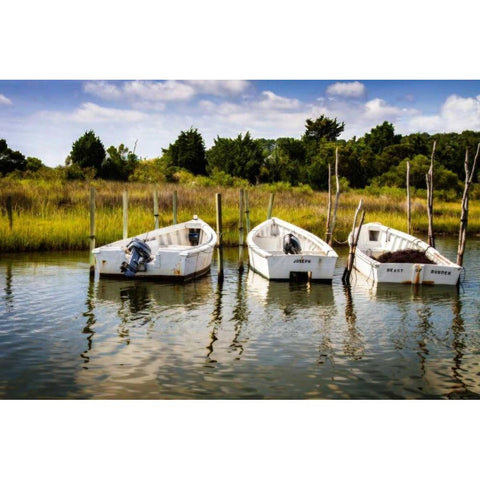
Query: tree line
2,115,480,195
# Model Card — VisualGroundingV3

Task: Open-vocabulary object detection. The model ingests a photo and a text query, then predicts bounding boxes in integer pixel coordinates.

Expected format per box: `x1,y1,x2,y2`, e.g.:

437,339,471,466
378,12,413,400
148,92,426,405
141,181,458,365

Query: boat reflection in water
247,269,335,312
345,270,480,398
76,275,216,399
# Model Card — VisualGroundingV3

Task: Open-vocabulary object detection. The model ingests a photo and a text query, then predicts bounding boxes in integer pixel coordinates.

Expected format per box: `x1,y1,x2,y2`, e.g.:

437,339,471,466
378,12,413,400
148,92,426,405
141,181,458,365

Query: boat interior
253,221,326,255
358,225,437,263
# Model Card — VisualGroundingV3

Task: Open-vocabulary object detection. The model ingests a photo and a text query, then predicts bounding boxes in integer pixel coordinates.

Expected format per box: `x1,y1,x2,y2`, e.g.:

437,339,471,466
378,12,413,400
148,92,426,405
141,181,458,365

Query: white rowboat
350,222,462,285
247,217,338,282
93,216,217,281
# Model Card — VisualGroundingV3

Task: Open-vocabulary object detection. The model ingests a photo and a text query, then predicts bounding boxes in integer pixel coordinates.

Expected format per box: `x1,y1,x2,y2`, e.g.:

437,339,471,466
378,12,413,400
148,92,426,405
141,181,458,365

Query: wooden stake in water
216,193,224,283
173,190,178,225
244,190,251,235
123,190,128,239
238,189,245,272
329,148,341,246
342,199,365,286
89,187,96,277
457,143,480,268
325,163,332,243
153,190,159,229
267,193,275,219
406,160,411,235
6,195,13,230
426,141,436,248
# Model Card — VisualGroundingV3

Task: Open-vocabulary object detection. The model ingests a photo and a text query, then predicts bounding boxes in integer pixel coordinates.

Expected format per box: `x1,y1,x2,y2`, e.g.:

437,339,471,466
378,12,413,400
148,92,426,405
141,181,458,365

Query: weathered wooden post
406,160,411,235
267,193,275,219
426,141,436,248
6,195,13,230
89,187,96,277
342,199,365,285
216,193,224,283
238,189,245,272
123,190,128,239
153,190,159,230
325,163,332,243
457,144,480,268
244,190,251,235
329,148,341,246
172,190,178,225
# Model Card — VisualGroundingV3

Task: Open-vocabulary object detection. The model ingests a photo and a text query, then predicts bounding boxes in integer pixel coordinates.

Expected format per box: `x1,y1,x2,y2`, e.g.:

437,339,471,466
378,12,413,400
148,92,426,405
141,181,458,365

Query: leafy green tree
261,138,307,185
303,115,345,143
0,139,27,175
363,121,402,154
69,130,106,174
206,132,264,183
376,154,460,191
374,143,416,177
25,157,44,172
100,144,138,180
163,127,206,175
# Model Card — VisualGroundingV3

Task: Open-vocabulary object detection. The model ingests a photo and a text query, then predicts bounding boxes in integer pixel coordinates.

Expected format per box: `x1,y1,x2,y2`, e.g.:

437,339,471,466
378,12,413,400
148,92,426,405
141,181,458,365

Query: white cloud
83,80,252,105
83,81,122,100
186,80,251,96
0,93,12,105
257,90,301,110
37,102,146,124
122,80,195,102
326,81,366,98
407,94,480,133
364,98,404,119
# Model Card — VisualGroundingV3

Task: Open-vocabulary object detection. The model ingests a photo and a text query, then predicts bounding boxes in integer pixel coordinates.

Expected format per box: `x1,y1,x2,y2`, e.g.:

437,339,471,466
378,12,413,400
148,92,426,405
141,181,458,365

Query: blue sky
1,79,480,167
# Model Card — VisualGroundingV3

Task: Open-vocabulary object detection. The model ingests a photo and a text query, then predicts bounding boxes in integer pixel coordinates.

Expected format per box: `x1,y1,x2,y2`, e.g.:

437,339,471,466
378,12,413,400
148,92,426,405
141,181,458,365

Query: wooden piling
153,190,159,230
342,199,365,285
244,190,251,235
267,193,275,219
6,195,13,230
216,193,224,283
406,160,411,235
457,144,480,267
426,141,436,248
89,187,96,277
329,148,341,246
172,190,178,225
238,189,245,272
123,190,128,239
325,163,332,243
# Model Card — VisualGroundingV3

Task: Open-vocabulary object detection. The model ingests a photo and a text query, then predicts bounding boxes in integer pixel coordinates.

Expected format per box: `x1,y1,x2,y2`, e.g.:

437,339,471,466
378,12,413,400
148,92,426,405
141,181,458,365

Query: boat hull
94,247,214,281
92,218,216,282
247,217,338,282
248,250,337,282
351,223,462,285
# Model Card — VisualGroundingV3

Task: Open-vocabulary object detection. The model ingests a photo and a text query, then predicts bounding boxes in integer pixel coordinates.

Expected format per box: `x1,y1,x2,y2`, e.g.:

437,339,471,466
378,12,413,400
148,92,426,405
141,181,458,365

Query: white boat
93,216,217,281
350,222,463,285
246,217,338,282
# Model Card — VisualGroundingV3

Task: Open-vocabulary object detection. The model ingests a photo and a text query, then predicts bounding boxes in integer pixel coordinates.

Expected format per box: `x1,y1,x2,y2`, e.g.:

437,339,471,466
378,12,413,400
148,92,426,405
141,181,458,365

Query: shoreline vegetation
1,178,478,253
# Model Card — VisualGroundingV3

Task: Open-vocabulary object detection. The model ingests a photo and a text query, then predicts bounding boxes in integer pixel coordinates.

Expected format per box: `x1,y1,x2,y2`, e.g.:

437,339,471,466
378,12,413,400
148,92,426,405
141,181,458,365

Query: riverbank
1,178,478,251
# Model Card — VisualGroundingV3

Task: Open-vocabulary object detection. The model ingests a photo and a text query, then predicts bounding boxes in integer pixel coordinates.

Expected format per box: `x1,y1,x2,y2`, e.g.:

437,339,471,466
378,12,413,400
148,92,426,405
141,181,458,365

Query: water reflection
343,286,365,360
206,281,223,363
80,277,96,367
230,272,249,359
3,242,480,399
3,261,13,312
247,270,335,310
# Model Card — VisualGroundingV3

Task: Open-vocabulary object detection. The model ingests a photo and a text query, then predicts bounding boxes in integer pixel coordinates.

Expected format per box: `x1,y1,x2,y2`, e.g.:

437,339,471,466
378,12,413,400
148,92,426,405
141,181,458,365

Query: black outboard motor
120,238,152,277
283,233,301,255
188,228,201,246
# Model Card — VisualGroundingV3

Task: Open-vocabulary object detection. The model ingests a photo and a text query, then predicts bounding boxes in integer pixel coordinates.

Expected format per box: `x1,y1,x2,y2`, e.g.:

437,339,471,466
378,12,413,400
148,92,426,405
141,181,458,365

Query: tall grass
0,178,478,252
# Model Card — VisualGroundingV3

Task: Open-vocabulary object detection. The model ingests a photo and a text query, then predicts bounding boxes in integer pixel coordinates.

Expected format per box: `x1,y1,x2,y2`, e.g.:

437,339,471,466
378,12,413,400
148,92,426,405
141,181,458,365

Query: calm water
1,239,480,399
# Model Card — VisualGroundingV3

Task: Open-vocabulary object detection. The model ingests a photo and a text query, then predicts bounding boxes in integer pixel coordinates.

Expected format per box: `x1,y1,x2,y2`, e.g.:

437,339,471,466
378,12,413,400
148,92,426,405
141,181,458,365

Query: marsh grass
0,178,478,251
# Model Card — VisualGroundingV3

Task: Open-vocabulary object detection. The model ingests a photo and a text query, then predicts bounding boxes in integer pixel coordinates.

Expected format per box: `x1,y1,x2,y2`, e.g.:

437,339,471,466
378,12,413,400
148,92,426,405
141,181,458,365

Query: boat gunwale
247,217,338,258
